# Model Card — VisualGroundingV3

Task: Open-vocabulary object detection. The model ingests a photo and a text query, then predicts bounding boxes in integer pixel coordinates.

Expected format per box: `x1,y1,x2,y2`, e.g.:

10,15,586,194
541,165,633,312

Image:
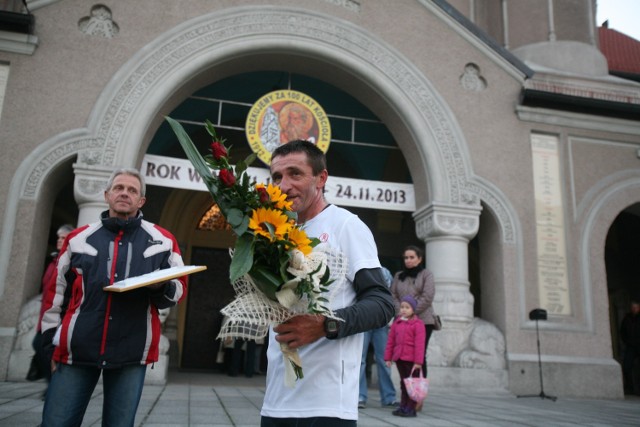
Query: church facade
1,0,638,398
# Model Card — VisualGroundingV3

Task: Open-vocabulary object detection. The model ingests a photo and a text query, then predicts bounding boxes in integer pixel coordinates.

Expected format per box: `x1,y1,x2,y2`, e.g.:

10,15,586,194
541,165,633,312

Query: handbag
433,314,442,331
403,367,429,403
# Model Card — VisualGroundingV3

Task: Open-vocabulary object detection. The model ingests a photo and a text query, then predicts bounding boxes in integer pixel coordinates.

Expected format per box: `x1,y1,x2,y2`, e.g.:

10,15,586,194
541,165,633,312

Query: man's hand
273,314,326,349
147,281,167,291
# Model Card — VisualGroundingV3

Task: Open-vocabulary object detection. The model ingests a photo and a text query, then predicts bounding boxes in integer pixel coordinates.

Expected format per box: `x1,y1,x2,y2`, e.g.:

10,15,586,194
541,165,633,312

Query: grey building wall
0,0,638,398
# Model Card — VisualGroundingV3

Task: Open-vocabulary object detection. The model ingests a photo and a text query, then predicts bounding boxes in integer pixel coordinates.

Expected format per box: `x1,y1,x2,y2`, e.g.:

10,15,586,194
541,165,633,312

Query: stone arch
2,6,484,298
579,172,640,333
27,7,476,203
466,177,525,326
0,130,88,297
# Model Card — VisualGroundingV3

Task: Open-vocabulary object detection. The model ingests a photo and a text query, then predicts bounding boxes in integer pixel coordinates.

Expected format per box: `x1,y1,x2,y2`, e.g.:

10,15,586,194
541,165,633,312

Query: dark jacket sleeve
147,278,184,309
41,327,57,364
331,267,395,339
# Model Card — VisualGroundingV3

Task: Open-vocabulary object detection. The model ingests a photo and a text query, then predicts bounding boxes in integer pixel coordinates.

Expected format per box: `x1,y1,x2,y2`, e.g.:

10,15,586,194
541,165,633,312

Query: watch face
326,320,338,333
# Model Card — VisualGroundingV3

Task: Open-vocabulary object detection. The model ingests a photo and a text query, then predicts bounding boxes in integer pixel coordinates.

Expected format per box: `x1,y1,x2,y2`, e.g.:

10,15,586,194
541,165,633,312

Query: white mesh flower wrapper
217,245,348,387
218,283,290,340
218,245,348,341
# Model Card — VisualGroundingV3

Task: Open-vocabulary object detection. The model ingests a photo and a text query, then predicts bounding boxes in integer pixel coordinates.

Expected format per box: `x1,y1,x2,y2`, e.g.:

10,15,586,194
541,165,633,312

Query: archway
606,204,640,393
2,5,523,381
149,68,424,368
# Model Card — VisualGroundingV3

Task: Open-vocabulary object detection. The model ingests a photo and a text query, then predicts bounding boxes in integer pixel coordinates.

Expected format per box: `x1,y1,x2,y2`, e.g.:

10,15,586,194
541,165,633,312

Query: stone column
73,163,113,226
414,201,481,365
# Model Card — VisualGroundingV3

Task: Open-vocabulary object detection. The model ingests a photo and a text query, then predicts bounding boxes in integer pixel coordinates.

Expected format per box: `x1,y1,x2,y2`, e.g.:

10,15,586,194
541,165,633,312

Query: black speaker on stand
517,308,557,401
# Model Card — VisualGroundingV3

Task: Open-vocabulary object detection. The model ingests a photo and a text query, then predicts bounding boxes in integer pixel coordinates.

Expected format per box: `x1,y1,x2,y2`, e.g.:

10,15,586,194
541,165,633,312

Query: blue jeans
359,326,396,405
42,363,147,427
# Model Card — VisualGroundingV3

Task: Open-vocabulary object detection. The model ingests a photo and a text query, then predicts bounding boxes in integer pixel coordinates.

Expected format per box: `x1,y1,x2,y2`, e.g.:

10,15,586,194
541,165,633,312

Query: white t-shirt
261,204,381,420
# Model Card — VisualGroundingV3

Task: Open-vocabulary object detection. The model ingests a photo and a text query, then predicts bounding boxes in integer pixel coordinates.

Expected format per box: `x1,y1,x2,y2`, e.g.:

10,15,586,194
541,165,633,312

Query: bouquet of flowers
166,117,342,385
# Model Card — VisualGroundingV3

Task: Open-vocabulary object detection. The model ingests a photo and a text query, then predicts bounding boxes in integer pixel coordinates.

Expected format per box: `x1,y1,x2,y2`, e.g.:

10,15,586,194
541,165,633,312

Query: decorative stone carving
14,295,40,351
78,149,102,166
75,178,106,201
7,295,41,380
460,191,480,206
414,202,481,240
463,182,516,244
22,138,90,199
460,63,487,92
436,288,475,320
78,5,119,39
427,327,464,367
322,0,360,12
439,214,478,235
72,163,113,204
428,317,507,371
454,318,506,370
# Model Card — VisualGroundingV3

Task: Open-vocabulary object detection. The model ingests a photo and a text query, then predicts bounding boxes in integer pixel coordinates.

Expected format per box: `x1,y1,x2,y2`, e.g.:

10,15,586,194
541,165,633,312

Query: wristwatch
324,317,340,339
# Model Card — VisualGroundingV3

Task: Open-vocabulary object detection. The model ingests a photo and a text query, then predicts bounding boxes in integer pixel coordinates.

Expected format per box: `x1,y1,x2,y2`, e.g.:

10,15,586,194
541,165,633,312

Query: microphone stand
517,318,557,401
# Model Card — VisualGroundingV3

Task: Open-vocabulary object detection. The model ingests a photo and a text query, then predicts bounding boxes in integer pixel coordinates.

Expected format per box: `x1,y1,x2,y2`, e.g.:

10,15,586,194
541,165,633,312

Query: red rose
211,141,228,160
257,187,269,204
219,169,236,187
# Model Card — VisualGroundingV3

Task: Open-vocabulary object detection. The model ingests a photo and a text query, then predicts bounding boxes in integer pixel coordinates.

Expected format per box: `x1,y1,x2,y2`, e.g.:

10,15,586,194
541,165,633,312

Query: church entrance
181,247,234,370
606,203,640,394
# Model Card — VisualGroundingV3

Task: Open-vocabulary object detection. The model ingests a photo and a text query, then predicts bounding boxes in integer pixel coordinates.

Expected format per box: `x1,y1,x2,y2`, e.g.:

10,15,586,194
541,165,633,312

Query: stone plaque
0,63,9,122
531,134,571,315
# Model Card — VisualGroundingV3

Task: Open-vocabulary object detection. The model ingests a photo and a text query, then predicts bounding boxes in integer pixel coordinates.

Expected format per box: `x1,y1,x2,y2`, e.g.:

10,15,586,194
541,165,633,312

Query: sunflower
287,227,313,255
265,183,293,211
249,207,292,241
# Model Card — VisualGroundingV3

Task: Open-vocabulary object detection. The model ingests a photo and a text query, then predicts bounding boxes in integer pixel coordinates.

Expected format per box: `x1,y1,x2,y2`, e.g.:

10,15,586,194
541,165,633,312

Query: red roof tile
598,26,640,75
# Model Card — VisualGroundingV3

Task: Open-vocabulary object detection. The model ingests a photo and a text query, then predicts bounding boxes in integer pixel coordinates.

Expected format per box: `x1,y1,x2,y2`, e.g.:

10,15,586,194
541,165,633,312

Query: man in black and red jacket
40,168,187,427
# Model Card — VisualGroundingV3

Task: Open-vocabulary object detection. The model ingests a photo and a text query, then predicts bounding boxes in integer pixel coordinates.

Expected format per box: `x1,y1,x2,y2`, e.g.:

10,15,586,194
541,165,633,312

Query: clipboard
104,265,207,292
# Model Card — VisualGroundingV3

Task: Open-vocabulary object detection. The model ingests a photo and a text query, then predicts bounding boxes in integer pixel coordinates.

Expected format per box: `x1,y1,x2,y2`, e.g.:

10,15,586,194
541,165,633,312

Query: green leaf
166,117,214,187
244,152,257,167
284,210,298,222
236,153,257,175
226,208,244,227
263,221,275,238
204,119,216,138
249,265,282,301
321,266,331,283
235,161,248,176
229,234,254,282
233,214,249,236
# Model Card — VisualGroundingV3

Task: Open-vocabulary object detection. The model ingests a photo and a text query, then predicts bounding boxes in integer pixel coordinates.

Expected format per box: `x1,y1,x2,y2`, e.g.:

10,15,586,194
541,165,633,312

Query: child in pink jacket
384,295,426,417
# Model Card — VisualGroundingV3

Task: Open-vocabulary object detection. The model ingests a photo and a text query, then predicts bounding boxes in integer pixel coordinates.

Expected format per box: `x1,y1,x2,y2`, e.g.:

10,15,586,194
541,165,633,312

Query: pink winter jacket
384,315,426,364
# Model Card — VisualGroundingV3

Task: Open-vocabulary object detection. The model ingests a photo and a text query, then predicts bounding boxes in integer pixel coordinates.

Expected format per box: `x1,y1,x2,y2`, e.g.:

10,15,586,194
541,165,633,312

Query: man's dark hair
271,139,327,175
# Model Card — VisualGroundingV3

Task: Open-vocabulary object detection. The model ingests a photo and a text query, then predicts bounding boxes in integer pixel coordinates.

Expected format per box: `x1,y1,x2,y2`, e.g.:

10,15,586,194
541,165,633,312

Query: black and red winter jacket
40,210,187,368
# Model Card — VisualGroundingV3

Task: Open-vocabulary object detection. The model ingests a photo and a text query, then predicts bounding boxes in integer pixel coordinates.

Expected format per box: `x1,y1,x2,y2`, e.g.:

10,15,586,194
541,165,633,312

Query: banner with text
142,154,415,212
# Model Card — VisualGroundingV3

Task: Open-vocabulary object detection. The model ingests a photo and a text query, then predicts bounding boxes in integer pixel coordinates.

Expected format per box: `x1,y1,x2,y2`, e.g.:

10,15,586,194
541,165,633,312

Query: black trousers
261,417,356,427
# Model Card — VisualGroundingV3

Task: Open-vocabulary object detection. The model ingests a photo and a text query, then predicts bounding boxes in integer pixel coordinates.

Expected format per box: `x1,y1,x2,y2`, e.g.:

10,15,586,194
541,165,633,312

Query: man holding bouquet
261,140,395,426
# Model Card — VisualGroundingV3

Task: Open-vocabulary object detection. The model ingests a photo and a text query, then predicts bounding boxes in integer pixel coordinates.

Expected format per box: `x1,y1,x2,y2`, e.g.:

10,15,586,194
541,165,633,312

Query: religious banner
245,90,331,165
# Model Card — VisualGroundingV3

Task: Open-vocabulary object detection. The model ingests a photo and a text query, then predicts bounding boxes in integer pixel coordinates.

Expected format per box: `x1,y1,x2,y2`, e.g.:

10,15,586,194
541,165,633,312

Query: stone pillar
414,202,481,366
73,163,112,226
